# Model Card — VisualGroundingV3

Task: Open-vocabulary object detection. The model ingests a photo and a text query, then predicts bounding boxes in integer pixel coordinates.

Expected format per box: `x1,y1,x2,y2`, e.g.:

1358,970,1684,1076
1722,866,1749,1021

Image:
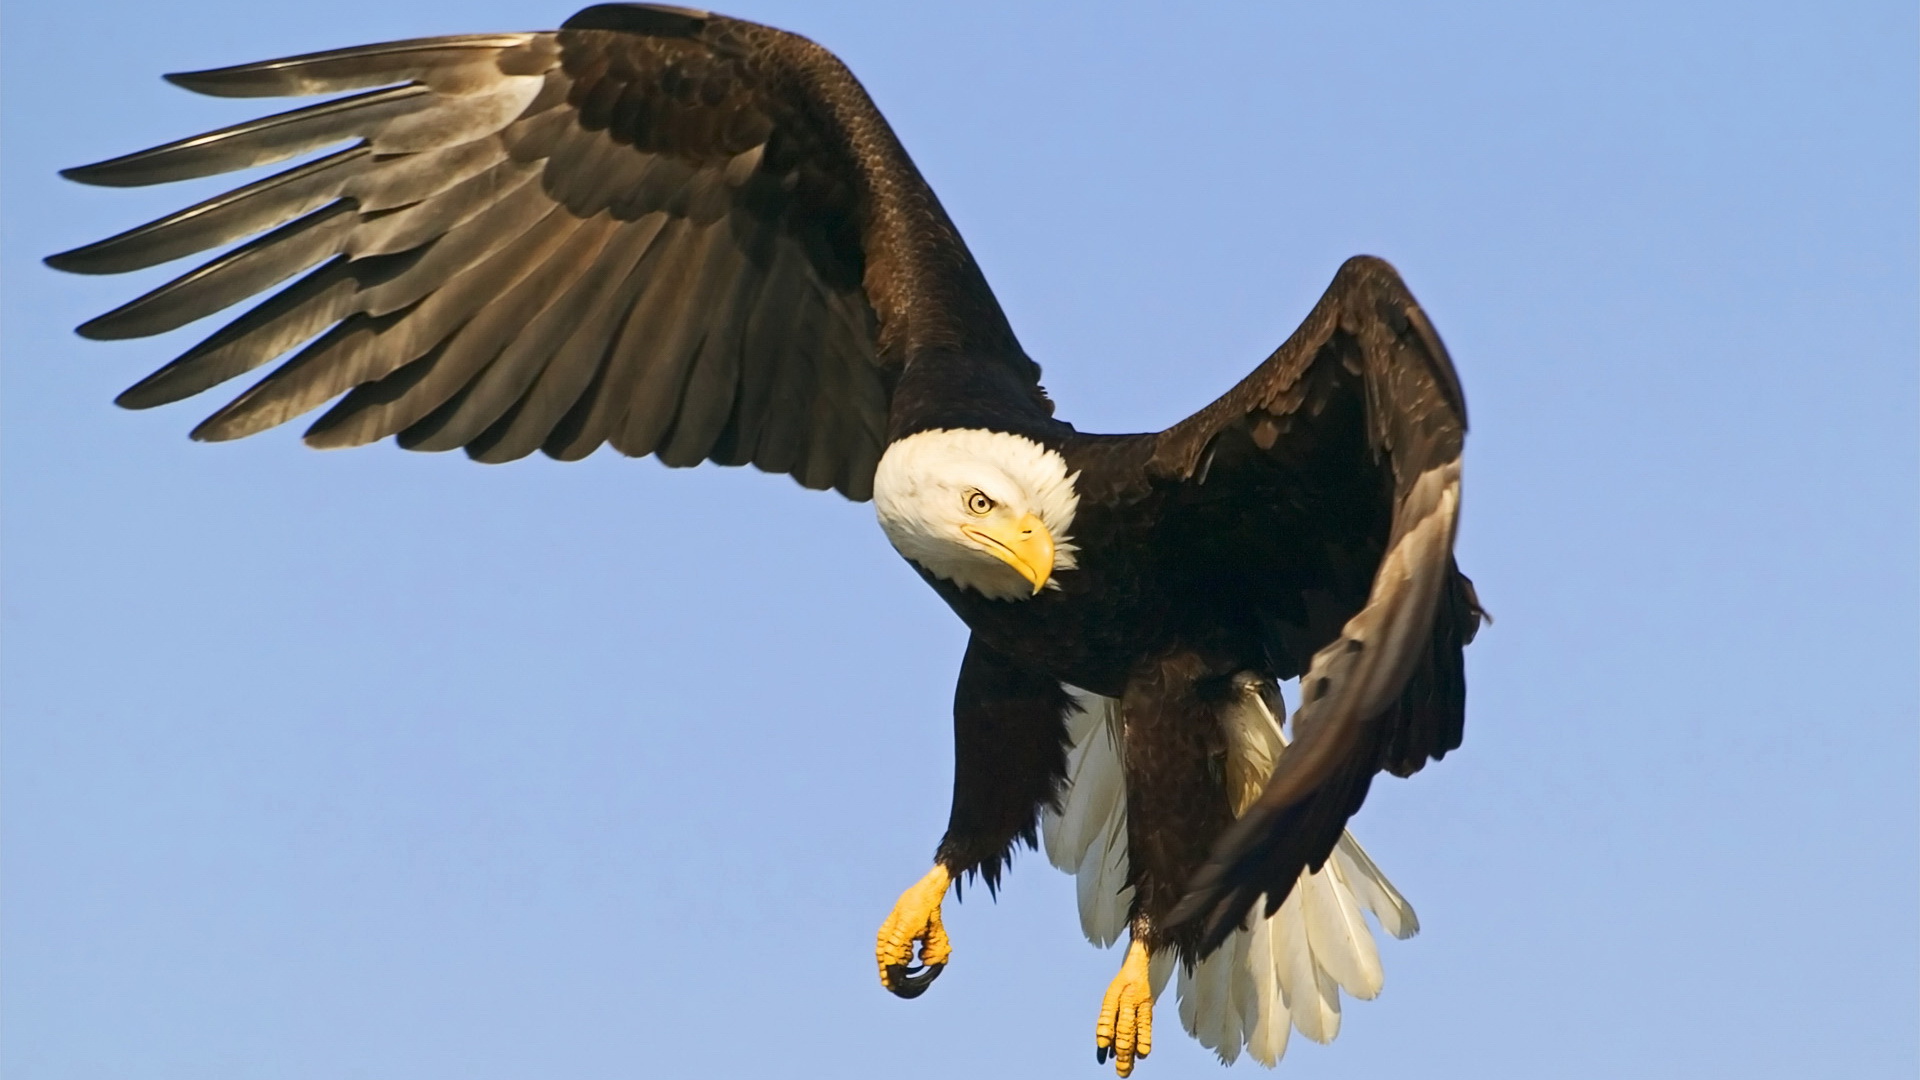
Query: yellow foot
875,865,952,998
1095,938,1155,1077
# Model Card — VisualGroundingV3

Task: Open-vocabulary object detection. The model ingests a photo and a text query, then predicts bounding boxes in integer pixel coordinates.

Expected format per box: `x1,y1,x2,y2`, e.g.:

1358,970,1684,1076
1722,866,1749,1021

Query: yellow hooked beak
961,511,1056,595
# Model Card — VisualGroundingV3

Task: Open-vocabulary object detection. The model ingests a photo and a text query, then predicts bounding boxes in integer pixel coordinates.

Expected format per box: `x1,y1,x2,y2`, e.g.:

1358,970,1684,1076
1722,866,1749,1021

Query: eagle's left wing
1152,256,1485,954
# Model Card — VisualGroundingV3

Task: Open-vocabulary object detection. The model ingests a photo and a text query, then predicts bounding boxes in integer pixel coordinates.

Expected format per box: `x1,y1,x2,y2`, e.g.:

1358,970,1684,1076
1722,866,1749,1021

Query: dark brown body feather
51,4,1480,963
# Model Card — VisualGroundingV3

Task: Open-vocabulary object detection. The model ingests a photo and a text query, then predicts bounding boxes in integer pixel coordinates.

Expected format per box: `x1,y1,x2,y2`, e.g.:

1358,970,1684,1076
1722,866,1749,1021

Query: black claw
1096,1045,1109,1065
883,960,944,999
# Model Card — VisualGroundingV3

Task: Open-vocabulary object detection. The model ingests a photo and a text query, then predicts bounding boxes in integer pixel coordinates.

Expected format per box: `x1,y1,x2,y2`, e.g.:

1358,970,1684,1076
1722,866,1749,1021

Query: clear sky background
3,1,1914,1077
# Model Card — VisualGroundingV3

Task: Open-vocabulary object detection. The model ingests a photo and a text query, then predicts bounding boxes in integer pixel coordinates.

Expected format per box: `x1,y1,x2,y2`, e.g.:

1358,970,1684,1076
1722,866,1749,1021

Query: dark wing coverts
50,3,1033,499
1155,256,1484,951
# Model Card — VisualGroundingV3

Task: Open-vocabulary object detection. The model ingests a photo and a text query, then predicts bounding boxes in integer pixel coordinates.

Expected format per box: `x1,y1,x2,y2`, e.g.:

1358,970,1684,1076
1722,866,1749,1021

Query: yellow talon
1095,938,1155,1077
875,865,952,998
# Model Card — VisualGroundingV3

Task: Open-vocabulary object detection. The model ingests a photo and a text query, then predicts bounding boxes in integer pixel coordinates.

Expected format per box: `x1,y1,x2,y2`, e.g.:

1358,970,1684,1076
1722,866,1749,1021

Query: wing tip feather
58,159,157,189
74,310,142,341
115,383,171,412
45,244,115,275
188,418,243,443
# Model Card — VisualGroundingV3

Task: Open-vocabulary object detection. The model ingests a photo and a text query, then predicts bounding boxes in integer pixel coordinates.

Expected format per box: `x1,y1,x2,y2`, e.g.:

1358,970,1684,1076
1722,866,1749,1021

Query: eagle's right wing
50,3,1043,499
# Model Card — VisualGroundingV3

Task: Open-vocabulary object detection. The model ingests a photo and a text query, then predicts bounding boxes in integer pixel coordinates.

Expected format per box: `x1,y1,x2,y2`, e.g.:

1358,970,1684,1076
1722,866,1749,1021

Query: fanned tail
1042,676,1418,1068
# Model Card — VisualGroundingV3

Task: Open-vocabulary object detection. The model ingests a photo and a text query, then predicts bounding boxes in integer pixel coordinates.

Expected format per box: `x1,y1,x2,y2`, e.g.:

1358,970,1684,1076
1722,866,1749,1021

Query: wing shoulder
1149,255,1465,486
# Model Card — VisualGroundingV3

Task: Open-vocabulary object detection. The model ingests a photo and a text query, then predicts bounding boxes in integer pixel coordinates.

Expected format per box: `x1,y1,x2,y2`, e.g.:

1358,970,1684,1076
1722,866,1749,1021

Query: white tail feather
1277,880,1343,1044
1042,676,1419,1068
1075,815,1131,948
1042,691,1107,865
1333,833,1420,940
1243,917,1291,1065
1043,690,1132,947
1301,859,1385,999
1181,926,1241,1062
1148,947,1176,999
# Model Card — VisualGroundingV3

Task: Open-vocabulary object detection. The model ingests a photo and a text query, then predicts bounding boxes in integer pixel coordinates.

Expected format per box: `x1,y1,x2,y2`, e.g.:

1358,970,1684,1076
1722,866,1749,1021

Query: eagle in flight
50,4,1485,1072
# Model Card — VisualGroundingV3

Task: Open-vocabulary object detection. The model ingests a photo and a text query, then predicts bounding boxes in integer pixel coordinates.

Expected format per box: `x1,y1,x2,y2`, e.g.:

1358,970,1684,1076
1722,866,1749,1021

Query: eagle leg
875,864,952,998
1094,924,1157,1076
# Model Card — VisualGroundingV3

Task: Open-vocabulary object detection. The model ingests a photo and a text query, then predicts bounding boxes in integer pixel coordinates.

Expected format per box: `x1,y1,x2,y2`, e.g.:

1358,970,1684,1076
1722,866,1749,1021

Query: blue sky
3,1,1914,1077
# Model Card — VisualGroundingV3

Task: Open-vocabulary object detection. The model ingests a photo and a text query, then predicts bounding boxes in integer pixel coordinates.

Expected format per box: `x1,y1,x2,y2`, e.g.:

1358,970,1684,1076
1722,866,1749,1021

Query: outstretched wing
1153,255,1484,952
49,3,1041,499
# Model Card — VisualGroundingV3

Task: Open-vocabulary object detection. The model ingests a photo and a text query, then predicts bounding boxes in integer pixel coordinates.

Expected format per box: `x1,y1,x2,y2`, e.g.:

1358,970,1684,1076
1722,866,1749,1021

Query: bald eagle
49,4,1484,1072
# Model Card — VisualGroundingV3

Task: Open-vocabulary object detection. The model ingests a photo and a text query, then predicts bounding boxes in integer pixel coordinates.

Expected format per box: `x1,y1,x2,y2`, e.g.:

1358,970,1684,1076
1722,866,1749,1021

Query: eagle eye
965,490,995,515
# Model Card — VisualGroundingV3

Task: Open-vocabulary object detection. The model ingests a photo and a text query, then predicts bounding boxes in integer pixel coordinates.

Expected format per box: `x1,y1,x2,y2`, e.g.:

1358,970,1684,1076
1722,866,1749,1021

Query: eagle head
872,429,1080,601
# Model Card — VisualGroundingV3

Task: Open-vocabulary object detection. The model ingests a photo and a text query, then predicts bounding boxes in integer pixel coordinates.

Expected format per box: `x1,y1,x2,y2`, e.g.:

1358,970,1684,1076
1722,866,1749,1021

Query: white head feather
872,428,1080,601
